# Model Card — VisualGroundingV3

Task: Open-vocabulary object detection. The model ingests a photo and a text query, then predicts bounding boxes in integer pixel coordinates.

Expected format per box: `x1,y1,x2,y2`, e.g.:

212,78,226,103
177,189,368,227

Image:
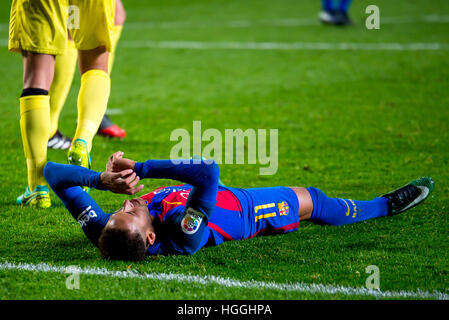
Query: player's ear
146,232,156,247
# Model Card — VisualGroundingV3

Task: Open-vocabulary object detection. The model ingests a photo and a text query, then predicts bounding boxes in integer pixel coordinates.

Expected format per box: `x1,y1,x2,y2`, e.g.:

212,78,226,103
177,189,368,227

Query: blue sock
307,187,389,226
338,0,352,13
322,0,334,11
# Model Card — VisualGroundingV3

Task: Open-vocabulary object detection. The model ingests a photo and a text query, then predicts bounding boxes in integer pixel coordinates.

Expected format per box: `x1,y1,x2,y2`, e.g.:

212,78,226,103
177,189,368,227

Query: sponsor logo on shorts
181,208,204,234
278,202,289,216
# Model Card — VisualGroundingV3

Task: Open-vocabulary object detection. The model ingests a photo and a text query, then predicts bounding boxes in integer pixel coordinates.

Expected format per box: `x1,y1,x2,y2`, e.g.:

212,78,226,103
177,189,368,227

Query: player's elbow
201,160,220,185
44,162,58,188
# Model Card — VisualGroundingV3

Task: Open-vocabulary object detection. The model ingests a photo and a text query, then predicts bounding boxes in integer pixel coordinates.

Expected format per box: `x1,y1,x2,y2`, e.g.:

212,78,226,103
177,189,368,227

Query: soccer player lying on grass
44,152,434,262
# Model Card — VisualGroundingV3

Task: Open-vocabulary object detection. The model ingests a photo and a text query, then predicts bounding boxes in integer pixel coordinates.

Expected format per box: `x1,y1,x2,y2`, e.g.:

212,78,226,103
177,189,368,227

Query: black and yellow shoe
16,185,51,208
381,177,434,216
68,138,91,169
67,138,91,192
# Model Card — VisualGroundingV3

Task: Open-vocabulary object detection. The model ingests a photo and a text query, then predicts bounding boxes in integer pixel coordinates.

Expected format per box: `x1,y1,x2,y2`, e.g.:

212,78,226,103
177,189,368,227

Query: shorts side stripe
250,222,299,239
208,222,234,240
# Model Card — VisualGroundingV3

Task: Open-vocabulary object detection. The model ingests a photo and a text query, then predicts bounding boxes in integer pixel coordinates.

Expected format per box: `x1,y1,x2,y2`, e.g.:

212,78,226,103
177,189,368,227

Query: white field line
105,108,123,115
2,39,448,51
120,40,449,51
0,15,449,31
1,261,448,299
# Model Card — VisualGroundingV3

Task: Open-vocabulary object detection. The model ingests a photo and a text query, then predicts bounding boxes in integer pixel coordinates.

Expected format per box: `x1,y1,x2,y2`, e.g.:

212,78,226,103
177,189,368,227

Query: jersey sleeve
133,159,219,221
44,162,111,246
134,159,219,254
166,206,211,255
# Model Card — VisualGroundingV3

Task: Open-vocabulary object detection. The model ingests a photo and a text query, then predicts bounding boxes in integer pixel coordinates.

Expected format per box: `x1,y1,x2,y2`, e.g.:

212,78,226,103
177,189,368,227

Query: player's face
120,198,149,217
107,198,153,240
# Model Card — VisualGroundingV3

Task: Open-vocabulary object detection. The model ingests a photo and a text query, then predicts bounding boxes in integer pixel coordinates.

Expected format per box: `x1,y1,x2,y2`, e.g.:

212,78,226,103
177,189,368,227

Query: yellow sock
20,95,50,190
49,40,78,138
73,69,110,152
108,25,123,74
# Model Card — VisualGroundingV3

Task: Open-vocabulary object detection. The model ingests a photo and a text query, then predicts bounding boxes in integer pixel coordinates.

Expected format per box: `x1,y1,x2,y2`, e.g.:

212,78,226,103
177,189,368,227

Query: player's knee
22,52,55,90
78,48,109,74
115,0,126,25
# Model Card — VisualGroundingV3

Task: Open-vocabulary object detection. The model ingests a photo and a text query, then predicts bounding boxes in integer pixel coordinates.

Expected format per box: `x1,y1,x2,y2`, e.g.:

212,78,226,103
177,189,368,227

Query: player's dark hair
98,227,146,262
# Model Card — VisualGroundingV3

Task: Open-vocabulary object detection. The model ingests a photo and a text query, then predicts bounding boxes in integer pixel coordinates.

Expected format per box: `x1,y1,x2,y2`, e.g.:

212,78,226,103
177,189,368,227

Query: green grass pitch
0,0,448,300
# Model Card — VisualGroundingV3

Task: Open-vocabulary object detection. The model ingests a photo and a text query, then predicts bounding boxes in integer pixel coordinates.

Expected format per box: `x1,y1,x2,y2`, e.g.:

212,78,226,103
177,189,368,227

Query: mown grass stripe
122,15,449,29
119,41,449,51
1,261,447,300
2,15,449,31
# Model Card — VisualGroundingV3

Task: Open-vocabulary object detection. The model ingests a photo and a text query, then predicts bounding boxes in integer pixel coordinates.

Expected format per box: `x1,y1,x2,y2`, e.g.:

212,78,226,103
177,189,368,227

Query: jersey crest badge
278,201,289,216
181,208,204,234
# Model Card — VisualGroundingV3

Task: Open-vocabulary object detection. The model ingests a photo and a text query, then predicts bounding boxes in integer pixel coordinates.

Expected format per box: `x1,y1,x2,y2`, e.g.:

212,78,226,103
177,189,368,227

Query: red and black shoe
97,115,126,139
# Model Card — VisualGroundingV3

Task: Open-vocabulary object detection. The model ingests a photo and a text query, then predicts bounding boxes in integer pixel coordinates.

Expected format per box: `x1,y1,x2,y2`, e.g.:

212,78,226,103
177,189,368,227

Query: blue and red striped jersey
141,185,300,256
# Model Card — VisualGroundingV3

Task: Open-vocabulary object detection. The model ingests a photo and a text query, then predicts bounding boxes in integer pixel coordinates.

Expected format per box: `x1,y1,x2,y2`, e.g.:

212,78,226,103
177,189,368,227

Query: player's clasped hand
106,151,136,173
100,169,144,195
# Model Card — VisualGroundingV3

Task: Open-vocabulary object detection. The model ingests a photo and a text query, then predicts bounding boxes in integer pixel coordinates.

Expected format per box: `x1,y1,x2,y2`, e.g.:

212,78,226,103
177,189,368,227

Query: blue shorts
227,186,300,239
